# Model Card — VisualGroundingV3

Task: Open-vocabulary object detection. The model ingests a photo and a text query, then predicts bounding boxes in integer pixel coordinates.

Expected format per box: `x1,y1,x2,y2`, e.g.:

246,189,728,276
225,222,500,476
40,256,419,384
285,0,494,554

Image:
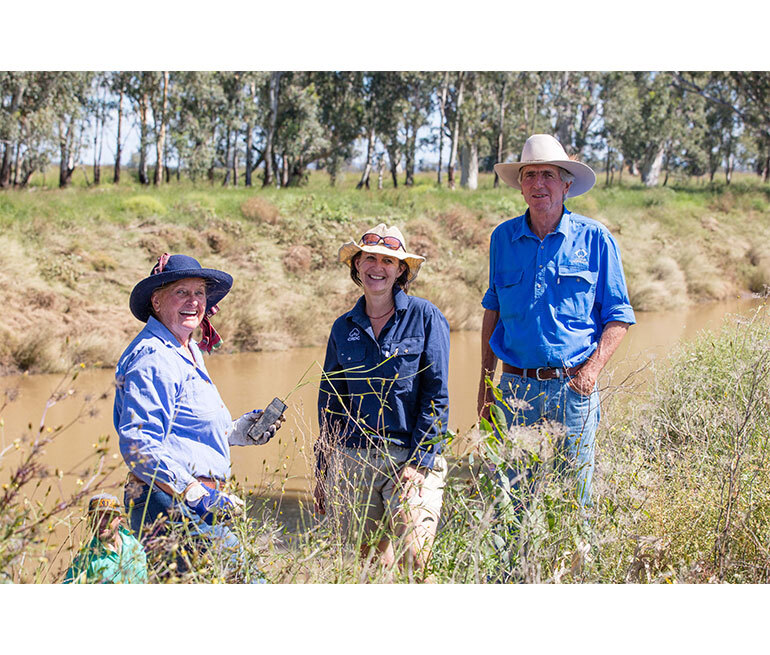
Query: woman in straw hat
316,223,450,582
114,253,283,581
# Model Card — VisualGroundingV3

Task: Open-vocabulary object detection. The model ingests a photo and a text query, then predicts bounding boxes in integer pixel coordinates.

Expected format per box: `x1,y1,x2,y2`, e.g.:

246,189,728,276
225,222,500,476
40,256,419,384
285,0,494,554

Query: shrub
241,196,280,225
121,195,166,218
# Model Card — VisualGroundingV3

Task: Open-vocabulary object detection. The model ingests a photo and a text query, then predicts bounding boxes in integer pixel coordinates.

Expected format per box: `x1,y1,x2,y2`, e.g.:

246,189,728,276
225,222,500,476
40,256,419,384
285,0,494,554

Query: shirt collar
348,287,408,325
144,316,202,365
513,207,572,242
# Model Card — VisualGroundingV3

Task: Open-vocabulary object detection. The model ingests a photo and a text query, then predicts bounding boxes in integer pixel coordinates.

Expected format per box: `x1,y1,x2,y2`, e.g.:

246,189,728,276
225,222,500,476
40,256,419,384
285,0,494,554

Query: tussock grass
1,173,769,373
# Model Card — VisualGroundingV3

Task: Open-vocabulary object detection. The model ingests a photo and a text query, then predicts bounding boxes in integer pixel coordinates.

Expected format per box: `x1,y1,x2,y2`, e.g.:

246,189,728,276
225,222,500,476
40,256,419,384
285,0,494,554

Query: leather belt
128,473,224,491
502,362,581,380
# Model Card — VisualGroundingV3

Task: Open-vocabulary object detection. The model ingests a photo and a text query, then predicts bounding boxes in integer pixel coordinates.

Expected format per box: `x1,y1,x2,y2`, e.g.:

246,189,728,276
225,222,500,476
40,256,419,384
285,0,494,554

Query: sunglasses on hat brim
360,233,404,251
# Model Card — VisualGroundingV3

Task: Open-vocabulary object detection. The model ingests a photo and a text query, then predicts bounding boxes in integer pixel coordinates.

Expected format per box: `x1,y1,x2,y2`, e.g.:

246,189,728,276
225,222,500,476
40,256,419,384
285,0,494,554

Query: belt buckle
535,367,548,381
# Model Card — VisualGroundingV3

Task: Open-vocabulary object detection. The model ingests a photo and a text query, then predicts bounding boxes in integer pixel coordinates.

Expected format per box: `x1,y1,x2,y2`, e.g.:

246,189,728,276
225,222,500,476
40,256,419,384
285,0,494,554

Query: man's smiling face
520,164,572,217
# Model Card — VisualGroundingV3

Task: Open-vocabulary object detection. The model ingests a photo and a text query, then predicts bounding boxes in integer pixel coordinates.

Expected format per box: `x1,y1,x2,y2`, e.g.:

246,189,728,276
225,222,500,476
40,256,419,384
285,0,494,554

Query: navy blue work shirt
482,208,636,369
318,287,450,472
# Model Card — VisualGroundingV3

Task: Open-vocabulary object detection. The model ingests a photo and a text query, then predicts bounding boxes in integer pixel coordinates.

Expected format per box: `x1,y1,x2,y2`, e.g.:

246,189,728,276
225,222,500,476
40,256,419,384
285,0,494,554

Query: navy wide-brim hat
129,254,233,322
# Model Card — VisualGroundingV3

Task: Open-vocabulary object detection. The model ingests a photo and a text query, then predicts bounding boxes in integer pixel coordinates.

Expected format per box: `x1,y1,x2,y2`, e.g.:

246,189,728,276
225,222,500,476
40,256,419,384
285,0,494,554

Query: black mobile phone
247,397,287,439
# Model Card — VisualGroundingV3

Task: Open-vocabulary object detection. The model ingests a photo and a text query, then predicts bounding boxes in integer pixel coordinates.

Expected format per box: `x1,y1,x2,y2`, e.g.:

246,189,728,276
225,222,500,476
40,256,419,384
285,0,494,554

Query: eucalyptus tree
444,71,465,190
124,72,158,185
272,72,330,187
311,71,365,186
401,71,435,186
457,71,492,190
109,72,133,184
51,71,93,187
540,71,603,158
675,71,770,181
167,71,223,182
601,72,679,186
0,71,58,188
242,71,268,187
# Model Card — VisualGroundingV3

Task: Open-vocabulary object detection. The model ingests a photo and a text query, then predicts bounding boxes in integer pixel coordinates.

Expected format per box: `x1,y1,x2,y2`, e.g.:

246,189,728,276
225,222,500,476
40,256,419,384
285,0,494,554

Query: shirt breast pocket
556,263,598,320
338,342,367,368
386,336,424,391
495,269,528,319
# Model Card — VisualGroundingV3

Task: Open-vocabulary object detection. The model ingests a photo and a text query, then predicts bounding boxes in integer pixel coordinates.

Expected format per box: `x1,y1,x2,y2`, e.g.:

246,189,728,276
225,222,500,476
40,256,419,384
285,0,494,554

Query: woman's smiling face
355,252,406,294
151,277,207,345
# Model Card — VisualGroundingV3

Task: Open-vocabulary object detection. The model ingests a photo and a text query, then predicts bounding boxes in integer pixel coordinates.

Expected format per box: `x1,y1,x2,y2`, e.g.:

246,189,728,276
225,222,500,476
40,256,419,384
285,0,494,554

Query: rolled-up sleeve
596,232,636,326
481,231,500,312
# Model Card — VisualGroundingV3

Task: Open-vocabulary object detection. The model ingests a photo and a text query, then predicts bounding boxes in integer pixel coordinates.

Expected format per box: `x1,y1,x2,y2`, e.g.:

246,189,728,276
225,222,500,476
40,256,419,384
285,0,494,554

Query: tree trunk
386,141,399,189
59,118,77,188
437,72,448,186
404,126,415,186
138,92,150,185
493,78,507,188
232,140,238,186
640,143,665,187
447,73,465,191
460,141,478,190
114,87,123,184
222,129,232,186
377,154,384,190
245,121,253,187
263,72,282,188
280,154,289,188
1,82,25,188
356,125,375,190
153,71,169,186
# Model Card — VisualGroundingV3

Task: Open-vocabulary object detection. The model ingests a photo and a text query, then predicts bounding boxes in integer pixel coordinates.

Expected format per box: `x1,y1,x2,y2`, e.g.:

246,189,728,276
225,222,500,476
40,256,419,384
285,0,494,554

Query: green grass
1,171,769,374
4,305,769,583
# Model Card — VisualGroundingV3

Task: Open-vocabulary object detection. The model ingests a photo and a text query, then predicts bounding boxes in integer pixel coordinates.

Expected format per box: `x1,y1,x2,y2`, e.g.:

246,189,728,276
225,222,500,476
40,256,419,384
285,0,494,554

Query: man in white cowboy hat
478,134,635,509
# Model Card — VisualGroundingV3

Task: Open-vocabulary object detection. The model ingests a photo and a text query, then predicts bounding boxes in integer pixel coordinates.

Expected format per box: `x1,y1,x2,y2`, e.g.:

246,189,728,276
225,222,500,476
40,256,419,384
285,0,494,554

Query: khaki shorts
324,444,447,542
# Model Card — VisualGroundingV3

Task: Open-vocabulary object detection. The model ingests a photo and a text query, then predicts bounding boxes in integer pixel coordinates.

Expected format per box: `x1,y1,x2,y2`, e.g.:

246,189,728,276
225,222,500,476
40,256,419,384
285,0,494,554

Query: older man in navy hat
478,135,635,509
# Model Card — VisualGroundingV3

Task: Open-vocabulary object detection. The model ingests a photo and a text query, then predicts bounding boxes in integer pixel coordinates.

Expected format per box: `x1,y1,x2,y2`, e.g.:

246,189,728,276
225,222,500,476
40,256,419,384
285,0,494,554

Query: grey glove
228,410,283,446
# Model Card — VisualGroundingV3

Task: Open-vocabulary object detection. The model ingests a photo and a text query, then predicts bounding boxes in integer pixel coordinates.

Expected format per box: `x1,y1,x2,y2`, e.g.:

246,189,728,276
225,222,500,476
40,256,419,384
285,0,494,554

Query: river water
0,297,764,572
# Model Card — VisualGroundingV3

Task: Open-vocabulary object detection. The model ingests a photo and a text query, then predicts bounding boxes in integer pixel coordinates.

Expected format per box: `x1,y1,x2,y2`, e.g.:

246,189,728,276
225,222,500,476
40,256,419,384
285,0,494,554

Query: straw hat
338,223,426,283
493,134,596,198
129,254,233,322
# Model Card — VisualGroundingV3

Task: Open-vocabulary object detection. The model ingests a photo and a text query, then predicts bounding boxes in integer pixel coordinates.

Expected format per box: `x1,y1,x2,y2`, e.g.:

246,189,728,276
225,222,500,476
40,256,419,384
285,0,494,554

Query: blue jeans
124,480,264,582
495,372,600,508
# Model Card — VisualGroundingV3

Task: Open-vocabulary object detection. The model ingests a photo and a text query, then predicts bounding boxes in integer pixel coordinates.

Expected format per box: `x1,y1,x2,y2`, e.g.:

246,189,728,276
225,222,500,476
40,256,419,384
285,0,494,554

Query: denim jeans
495,372,600,508
124,480,264,583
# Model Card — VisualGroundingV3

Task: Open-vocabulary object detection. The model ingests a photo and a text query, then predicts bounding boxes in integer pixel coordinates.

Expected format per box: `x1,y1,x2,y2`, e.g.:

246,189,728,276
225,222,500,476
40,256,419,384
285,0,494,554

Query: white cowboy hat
338,223,426,283
493,134,596,197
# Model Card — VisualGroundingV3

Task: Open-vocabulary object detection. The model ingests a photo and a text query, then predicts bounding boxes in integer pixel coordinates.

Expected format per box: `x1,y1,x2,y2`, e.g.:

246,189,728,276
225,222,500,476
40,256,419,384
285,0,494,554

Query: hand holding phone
247,397,287,445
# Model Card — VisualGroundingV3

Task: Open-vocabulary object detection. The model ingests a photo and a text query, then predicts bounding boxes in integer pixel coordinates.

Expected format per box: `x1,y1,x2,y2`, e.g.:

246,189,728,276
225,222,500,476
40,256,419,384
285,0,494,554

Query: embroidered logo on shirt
573,248,588,264
347,327,361,342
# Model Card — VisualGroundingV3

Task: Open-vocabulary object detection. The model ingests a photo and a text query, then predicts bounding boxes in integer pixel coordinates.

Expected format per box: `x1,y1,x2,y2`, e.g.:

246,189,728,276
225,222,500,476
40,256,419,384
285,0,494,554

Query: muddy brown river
0,297,764,578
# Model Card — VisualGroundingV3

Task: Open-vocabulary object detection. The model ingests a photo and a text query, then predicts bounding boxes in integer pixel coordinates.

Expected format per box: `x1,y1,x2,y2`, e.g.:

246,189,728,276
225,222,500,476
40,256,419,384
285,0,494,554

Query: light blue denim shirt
114,316,233,494
482,208,636,369
318,288,450,471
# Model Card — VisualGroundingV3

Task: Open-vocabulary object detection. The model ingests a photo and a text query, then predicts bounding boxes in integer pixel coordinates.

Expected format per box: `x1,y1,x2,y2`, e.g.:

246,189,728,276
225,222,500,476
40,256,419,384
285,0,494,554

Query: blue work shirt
318,287,450,471
114,316,233,494
482,208,635,369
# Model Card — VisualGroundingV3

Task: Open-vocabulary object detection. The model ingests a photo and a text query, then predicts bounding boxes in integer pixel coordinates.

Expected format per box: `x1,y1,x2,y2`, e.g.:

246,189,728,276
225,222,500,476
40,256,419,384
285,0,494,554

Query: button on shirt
318,288,450,471
114,316,233,494
482,208,636,369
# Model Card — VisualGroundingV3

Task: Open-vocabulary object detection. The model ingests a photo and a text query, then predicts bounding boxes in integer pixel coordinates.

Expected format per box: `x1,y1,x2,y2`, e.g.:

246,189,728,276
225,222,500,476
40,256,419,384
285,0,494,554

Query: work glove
183,481,244,520
228,409,284,447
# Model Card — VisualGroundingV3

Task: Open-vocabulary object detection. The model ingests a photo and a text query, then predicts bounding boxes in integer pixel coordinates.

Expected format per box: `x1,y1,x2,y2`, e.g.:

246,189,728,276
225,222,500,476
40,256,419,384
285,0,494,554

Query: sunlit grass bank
1,172,769,374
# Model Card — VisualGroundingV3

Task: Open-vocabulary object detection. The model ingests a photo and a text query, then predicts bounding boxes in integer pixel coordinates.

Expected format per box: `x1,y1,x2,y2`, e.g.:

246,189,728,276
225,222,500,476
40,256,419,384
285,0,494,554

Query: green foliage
121,195,166,218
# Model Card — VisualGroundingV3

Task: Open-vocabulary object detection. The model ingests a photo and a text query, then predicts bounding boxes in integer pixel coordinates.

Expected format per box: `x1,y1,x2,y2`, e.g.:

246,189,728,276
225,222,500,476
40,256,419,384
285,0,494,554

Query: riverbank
1,172,769,375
